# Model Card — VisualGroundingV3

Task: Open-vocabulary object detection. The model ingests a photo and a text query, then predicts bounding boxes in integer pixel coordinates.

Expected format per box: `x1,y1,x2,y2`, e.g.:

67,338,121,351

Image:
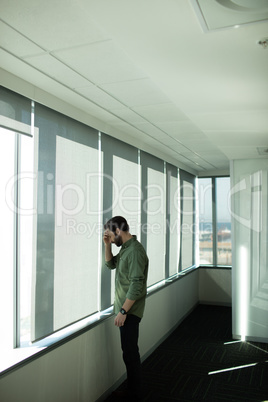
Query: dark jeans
120,314,142,399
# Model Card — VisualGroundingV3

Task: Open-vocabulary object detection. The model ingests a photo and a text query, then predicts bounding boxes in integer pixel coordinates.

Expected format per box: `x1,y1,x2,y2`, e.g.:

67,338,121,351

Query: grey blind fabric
140,151,166,286
101,133,140,309
34,103,99,340
0,86,31,125
166,163,180,277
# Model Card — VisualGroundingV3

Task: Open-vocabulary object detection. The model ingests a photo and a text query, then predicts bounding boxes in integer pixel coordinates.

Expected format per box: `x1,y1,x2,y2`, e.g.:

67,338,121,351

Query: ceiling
0,0,268,175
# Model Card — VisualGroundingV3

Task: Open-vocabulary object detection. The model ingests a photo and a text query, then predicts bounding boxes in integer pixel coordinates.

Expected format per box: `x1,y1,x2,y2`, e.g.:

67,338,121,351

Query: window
216,177,232,266
0,86,200,373
0,127,16,352
198,176,232,266
0,87,36,351
198,178,213,265
0,126,37,346
179,170,196,271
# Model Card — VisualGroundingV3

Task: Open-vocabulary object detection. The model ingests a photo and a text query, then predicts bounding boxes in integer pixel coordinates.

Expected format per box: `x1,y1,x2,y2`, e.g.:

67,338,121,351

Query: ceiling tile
139,135,182,156
0,49,113,124
181,139,220,152
0,0,110,51
182,152,217,167
132,103,188,123
201,156,229,167
54,40,147,85
219,145,264,160
0,21,44,58
157,121,205,138
24,54,91,88
107,108,147,125
133,122,170,140
0,48,63,93
204,130,268,147
75,85,125,111
106,122,145,138
100,78,170,107
191,111,268,132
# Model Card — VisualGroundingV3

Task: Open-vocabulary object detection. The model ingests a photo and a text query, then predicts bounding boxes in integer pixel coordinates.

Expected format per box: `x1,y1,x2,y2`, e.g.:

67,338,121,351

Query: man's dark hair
104,216,129,233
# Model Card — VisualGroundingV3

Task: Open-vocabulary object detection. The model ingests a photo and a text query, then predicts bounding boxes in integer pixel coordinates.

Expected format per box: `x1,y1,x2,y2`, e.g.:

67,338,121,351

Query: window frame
198,175,232,268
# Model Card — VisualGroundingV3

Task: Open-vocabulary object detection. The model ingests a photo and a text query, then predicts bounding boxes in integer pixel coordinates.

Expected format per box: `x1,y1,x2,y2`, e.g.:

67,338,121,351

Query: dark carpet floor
105,304,268,401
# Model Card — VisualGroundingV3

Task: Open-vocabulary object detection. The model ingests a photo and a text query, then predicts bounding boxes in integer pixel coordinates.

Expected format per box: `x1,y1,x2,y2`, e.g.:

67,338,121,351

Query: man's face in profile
104,229,123,247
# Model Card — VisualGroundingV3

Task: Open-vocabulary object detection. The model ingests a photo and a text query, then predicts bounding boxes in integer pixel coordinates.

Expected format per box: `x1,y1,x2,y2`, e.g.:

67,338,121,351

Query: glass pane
19,133,36,346
0,128,16,351
198,178,213,265
216,177,232,266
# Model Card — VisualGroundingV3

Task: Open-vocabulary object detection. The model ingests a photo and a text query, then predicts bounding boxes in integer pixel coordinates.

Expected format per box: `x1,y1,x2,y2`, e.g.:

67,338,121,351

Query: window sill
0,306,114,376
0,265,230,377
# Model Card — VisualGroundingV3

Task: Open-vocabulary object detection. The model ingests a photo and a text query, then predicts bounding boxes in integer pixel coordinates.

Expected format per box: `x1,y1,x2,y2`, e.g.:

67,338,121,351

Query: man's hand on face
114,312,127,327
103,229,112,245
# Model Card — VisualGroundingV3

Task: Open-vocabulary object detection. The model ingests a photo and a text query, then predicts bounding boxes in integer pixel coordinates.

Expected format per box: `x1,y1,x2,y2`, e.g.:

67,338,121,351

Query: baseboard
233,334,268,344
199,300,232,307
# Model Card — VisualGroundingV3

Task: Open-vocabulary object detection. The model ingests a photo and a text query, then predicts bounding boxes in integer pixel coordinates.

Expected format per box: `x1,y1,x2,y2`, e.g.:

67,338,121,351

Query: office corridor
106,304,268,401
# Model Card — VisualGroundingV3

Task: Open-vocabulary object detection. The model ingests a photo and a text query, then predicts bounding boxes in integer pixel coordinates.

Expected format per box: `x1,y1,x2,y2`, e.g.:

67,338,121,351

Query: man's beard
114,234,123,247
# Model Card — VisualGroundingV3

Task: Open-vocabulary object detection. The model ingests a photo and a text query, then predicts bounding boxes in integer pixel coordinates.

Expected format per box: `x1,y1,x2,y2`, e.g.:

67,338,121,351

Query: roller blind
34,103,99,340
140,151,166,286
101,134,140,308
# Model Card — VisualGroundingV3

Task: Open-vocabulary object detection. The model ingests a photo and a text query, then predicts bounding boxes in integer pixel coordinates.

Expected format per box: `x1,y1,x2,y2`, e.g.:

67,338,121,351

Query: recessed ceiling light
191,0,268,31
215,0,268,12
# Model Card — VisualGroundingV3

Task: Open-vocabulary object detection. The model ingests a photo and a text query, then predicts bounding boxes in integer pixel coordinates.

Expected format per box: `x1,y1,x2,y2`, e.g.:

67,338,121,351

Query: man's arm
103,231,113,261
104,242,113,262
114,298,136,327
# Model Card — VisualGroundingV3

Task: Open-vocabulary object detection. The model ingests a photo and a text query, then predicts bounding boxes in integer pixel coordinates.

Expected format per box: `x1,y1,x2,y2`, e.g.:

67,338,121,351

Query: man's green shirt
105,235,149,318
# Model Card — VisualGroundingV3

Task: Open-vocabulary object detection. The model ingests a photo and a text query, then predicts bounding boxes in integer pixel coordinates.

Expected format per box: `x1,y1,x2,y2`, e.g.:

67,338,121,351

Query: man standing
103,216,149,401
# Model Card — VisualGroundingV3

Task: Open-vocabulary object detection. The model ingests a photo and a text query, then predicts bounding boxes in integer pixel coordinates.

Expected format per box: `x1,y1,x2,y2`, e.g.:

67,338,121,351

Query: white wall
0,271,199,402
199,268,232,306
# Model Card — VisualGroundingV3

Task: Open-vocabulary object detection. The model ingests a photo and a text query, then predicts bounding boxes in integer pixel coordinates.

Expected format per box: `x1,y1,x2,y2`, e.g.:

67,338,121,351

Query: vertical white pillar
231,159,268,342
